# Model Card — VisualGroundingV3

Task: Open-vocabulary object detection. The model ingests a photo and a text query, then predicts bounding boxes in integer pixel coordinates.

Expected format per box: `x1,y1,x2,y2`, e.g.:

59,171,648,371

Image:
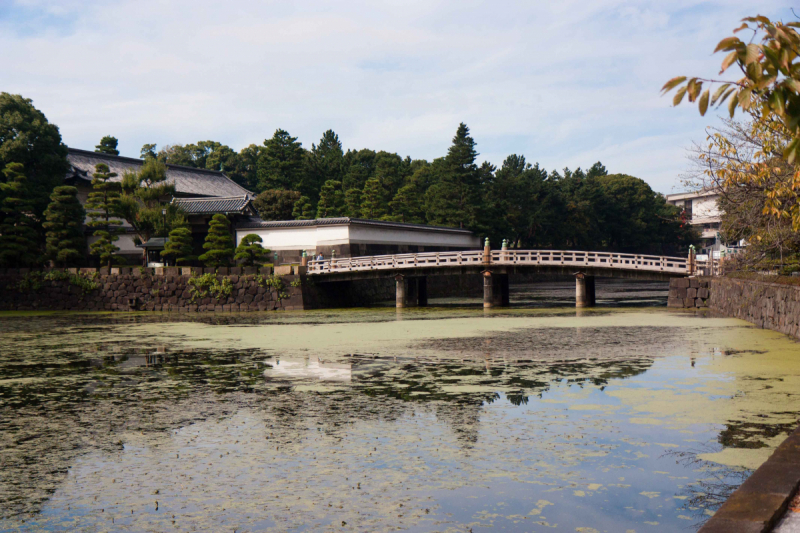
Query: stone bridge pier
482,271,509,308
575,273,596,308
395,275,428,308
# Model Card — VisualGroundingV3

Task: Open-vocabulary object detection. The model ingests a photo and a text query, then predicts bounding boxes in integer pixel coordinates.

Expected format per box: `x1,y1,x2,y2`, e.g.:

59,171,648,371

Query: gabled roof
65,148,253,198
171,195,256,215
234,216,476,235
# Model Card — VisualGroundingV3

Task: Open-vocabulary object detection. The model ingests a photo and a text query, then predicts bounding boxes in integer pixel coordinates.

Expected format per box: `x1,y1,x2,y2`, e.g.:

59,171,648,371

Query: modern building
64,148,254,264
234,217,481,264
665,189,724,254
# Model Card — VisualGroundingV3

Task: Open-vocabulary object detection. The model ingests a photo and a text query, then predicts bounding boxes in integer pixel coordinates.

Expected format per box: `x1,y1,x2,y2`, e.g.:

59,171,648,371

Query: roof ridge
67,147,229,177
173,195,249,202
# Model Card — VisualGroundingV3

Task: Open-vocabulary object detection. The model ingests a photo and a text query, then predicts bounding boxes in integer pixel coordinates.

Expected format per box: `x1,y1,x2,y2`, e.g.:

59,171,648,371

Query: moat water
1,280,799,532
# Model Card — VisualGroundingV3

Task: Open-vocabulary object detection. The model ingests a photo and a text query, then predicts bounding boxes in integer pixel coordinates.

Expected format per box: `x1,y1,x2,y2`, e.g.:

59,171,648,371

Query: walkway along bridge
305,246,709,308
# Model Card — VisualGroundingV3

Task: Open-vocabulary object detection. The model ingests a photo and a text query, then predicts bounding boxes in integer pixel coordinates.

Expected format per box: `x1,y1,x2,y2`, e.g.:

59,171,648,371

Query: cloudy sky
0,0,790,193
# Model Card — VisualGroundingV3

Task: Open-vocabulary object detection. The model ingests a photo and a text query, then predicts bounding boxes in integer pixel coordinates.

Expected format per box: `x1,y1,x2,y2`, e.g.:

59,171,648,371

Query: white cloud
0,0,789,192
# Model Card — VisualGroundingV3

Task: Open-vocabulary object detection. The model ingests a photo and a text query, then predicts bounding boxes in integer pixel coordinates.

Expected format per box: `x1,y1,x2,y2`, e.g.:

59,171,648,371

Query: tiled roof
234,216,475,234
171,195,256,215
65,148,253,198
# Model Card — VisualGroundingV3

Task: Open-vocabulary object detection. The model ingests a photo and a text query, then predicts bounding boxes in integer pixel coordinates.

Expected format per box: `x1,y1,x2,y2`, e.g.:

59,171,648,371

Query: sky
0,0,791,193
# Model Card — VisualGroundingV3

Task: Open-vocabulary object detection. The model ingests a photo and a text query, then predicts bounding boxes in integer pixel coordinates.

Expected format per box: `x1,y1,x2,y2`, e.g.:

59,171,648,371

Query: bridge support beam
482,271,510,308
396,275,426,308
575,273,596,308
396,275,407,308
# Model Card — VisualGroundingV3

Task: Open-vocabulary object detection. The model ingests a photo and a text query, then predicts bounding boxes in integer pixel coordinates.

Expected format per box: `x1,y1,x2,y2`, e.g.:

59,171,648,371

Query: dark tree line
0,91,697,269
141,123,697,254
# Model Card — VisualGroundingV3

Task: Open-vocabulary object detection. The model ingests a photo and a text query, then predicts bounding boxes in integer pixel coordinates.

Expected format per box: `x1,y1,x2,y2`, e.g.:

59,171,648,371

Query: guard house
234,217,481,264
64,148,254,264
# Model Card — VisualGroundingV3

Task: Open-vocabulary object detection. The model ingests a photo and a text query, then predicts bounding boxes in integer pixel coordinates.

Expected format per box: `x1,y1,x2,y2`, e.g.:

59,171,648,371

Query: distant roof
665,188,720,201
172,195,256,215
137,237,167,249
234,216,476,234
65,148,253,198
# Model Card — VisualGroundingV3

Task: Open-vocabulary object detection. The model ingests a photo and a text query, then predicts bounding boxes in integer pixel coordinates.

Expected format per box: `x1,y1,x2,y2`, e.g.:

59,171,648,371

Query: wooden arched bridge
306,249,705,308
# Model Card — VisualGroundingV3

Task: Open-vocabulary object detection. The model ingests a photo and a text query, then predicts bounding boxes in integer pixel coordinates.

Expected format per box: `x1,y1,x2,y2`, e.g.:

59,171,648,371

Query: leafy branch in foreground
663,15,800,162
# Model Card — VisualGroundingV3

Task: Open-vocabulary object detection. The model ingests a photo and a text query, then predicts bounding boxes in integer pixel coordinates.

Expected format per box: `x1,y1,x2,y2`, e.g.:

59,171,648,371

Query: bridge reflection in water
307,249,704,308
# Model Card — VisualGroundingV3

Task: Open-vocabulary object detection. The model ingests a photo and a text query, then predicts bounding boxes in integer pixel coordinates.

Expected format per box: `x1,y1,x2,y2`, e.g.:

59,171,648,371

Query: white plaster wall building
234,217,481,263
665,189,723,253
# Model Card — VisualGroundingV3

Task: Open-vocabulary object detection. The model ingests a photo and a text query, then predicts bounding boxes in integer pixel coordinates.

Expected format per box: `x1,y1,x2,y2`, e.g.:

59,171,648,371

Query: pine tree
316,180,344,218
344,188,362,218
389,180,425,223
95,136,120,155
360,177,387,219
198,214,234,267
161,220,196,265
86,163,123,267
234,234,269,266
43,186,86,267
292,196,315,220
253,189,301,220
257,129,305,191
425,123,481,228
303,130,344,203
0,162,41,267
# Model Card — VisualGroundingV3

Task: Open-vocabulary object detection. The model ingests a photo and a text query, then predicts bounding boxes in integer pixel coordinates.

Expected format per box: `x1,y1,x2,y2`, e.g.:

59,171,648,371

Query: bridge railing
307,249,690,275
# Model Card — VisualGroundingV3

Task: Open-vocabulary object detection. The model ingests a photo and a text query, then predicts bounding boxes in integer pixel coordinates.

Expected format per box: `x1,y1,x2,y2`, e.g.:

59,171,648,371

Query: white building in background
665,189,741,255
234,217,481,264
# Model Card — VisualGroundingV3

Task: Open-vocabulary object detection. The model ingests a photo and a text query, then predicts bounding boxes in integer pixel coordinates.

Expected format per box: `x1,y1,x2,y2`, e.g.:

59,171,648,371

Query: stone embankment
669,276,800,340
0,267,305,312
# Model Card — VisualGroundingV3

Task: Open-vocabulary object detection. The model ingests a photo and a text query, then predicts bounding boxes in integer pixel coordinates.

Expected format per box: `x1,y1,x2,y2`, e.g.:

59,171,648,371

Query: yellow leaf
743,44,761,65
714,36,741,53
720,51,738,74
727,91,739,117
710,84,730,106
661,76,686,93
673,86,687,106
698,89,710,116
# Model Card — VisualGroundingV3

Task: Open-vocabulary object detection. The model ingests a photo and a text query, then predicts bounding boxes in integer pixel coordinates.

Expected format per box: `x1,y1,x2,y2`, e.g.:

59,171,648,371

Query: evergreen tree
234,143,263,192
316,180,345,218
344,188,362,218
292,196,315,220
0,162,41,267
95,136,120,155
425,123,481,229
140,143,158,160
389,179,425,223
0,93,70,225
257,129,305,191
161,220,196,265
86,163,123,267
199,214,234,267
116,158,178,244
234,234,269,266
303,130,344,203
360,177,387,219
43,186,86,266
253,189,301,220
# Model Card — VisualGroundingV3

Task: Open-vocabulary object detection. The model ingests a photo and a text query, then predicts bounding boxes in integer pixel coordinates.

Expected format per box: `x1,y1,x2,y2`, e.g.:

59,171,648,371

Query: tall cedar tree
161,220,196,265
43,186,86,266
0,163,40,267
303,130,344,204
95,136,120,155
0,93,69,225
425,123,481,228
199,214,234,267
86,163,124,267
234,234,269,266
316,180,345,218
360,178,387,219
292,196,315,220
258,129,305,191
253,189,301,221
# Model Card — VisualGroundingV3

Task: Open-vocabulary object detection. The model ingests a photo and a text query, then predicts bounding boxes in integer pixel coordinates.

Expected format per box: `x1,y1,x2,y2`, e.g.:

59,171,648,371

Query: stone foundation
667,277,711,309
708,277,800,340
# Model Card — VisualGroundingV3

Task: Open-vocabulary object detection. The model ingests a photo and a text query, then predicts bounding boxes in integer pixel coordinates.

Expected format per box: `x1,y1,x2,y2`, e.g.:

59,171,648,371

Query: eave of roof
171,195,255,215
234,216,475,235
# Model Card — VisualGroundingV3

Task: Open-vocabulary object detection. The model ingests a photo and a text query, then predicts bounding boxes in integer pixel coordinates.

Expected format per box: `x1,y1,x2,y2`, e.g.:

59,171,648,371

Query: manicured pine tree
95,136,120,155
316,180,344,218
43,186,86,267
199,214,234,267
0,162,41,267
360,177,387,219
86,163,124,267
161,220,196,265
292,196,315,220
344,188,362,218
234,234,269,266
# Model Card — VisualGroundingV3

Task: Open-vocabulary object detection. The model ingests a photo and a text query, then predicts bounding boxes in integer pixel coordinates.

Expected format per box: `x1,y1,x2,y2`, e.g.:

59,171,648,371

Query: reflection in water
1,294,799,531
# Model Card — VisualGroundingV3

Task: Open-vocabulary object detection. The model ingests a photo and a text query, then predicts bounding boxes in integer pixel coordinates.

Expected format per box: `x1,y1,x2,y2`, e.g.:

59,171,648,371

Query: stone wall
708,277,800,339
667,277,711,309
0,267,305,312
0,268,486,313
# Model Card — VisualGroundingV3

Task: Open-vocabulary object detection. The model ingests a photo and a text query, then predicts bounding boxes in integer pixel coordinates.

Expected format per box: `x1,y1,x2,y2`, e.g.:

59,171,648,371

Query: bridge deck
307,250,694,277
